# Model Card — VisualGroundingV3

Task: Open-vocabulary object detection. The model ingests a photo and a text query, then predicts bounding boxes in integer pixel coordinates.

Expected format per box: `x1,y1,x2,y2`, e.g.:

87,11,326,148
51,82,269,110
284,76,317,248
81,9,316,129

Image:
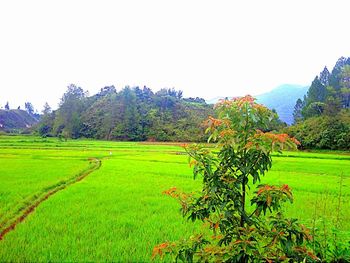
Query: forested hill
293,56,350,120
0,109,38,131
38,86,214,142
286,56,350,150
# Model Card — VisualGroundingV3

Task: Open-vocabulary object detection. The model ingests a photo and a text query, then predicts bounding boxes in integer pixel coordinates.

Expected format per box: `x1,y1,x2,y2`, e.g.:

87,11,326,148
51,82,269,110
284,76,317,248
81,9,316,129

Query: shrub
153,96,317,262
286,114,350,150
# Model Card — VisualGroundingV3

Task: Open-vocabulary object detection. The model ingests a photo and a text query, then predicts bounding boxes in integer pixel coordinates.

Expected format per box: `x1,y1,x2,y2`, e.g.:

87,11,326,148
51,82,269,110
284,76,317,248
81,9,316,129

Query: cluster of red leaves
215,95,255,107
210,221,219,230
214,98,234,109
257,184,292,197
205,96,301,150
255,184,293,207
180,143,189,148
162,187,178,198
234,95,255,107
214,95,267,111
250,130,300,148
152,242,175,259
264,132,300,145
205,116,231,129
219,129,235,138
162,187,192,212
300,224,313,241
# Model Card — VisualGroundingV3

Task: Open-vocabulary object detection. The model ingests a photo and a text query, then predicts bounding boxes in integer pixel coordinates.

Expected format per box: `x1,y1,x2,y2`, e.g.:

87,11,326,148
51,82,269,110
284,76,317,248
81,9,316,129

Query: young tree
153,96,317,262
340,65,350,108
42,102,52,115
112,87,142,140
306,77,327,105
293,98,303,123
5,101,9,110
38,102,54,137
54,84,87,138
324,87,342,116
319,66,330,86
25,102,34,115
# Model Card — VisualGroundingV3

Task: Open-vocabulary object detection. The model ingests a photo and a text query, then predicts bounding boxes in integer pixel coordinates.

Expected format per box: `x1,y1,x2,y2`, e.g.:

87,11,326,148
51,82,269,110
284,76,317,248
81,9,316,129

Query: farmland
0,135,349,262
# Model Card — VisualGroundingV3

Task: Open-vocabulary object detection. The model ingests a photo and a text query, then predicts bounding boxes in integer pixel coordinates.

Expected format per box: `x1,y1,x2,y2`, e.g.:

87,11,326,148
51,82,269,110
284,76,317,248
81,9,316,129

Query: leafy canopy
154,96,317,262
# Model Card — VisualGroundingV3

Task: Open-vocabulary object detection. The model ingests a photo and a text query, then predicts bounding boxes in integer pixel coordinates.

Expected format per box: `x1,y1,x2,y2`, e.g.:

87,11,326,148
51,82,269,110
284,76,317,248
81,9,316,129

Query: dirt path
0,158,101,241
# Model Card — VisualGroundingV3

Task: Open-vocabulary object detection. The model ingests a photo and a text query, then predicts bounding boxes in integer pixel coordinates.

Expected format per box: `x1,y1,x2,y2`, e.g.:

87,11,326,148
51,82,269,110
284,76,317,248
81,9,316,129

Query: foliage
293,98,304,123
290,57,350,149
4,102,10,110
37,102,53,137
285,111,350,150
24,102,34,115
52,84,88,139
297,57,350,118
154,96,317,262
37,85,213,141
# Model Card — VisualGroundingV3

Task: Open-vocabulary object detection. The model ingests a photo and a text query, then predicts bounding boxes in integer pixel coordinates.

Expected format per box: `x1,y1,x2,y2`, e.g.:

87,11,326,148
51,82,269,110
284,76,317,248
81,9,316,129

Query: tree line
37,85,214,142
37,84,287,142
288,57,350,150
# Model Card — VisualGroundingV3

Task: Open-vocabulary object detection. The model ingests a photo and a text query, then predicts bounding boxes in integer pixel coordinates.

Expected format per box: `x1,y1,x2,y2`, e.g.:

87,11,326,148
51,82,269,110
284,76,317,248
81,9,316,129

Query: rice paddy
0,135,349,262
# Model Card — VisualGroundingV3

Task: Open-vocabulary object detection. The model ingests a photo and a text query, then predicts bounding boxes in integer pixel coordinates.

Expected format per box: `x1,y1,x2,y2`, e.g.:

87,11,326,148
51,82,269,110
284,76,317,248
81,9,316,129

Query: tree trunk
240,181,246,227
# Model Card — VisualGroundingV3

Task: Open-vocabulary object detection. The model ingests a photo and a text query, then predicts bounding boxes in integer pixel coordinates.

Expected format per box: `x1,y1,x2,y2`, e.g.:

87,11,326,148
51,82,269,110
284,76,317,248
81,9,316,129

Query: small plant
309,173,350,262
153,96,318,262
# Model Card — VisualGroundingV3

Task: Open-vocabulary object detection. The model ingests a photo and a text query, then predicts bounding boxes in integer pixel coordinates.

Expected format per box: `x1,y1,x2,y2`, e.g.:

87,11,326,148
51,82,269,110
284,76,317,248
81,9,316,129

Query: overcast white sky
1,0,350,111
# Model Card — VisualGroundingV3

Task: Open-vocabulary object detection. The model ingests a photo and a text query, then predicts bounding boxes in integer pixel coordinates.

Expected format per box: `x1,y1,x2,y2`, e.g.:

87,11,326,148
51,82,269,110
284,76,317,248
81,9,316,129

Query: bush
153,96,317,262
286,114,350,150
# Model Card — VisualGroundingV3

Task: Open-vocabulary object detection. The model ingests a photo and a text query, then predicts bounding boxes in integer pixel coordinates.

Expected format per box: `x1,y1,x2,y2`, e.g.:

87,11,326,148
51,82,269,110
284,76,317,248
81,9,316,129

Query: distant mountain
206,84,308,125
0,109,39,131
256,84,308,125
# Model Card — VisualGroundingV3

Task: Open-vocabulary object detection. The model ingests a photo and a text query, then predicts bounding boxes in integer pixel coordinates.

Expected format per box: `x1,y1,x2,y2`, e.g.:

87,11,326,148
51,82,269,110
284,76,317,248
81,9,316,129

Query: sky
1,0,350,111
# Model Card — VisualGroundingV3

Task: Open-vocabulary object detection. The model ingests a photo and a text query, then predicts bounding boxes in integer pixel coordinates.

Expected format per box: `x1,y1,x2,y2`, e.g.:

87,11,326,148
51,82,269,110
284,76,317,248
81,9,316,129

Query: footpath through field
0,158,101,240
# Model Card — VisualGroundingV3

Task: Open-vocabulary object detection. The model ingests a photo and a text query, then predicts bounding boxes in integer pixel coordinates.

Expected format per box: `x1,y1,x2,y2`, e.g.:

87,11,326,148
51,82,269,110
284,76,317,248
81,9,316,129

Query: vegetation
37,85,214,142
286,112,350,150
0,136,349,262
289,57,350,150
0,150,93,236
154,96,320,262
0,55,349,262
2,57,349,151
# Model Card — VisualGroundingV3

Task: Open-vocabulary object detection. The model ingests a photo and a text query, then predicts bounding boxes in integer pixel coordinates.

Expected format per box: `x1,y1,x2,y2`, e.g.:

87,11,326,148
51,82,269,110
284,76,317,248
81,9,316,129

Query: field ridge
0,158,101,241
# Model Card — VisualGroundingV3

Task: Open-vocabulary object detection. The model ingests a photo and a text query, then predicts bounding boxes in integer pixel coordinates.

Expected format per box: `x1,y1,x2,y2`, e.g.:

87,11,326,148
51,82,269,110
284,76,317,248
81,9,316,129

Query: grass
0,135,349,261
0,149,93,234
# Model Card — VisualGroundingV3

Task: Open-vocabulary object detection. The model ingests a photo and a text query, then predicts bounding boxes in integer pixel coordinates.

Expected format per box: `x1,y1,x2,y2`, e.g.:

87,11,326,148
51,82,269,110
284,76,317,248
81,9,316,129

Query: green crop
0,135,349,261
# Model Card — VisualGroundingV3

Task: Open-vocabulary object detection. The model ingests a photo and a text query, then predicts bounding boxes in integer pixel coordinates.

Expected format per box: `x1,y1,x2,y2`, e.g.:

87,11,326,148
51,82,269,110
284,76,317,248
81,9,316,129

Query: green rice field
0,135,349,262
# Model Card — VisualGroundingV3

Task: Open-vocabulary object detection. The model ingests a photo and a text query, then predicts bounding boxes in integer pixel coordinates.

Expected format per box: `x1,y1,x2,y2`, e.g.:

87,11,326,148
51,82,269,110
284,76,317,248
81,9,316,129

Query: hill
255,84,308,125
0,109,39,131
296,56,350,119
206,84,308,125
38,85,214,141
285,57,350,150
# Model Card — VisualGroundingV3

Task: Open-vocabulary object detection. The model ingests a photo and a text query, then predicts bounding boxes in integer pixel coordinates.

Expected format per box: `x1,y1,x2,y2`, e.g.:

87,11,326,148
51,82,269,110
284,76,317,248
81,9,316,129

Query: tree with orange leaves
153,96,317,262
